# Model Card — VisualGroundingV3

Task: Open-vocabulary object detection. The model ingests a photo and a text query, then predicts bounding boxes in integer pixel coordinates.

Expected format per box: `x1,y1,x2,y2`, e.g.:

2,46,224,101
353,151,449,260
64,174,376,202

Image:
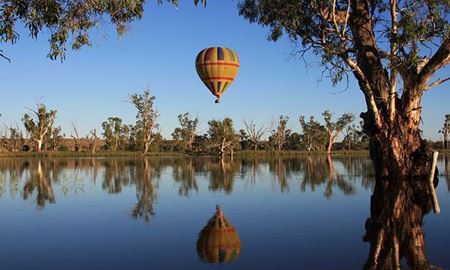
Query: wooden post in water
428,151,440,214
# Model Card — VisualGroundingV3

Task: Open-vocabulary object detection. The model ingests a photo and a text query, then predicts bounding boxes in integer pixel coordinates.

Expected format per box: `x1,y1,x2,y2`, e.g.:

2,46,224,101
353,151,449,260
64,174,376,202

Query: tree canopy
22,102,57,152
0,0,206,61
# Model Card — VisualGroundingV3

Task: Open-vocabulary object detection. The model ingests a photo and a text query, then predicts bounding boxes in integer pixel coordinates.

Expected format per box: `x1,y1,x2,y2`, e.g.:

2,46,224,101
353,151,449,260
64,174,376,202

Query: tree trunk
445,155,449,192
114,136,119,151
36,139,43,152
327,135,334,155
143,133,152,155
91,138,98,156
349,0,435,180
307,141,312,151
363,176,435,270
143,142,149,155
219,138,226,158
444,122,448,149
362,109,432,179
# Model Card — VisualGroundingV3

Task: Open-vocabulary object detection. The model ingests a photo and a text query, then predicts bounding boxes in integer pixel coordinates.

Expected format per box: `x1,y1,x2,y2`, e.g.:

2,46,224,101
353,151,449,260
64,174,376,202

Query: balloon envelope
196,206,241,263
195,47,240,103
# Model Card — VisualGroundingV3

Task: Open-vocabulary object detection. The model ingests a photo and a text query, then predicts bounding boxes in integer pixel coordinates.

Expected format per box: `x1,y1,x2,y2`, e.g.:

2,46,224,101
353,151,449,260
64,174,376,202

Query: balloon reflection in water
197,205,241,263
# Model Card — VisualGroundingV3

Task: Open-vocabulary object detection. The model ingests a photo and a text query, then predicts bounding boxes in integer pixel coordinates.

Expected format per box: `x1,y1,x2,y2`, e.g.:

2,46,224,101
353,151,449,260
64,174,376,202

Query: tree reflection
23,160,55,208
294,156,359,198
0,159,30,198
268,158,290,192
207,158,239,193
102,159,131,194
240,158,262,190
131,158,158,223
0,156,378,211
172,158,198,196
363,176,437,270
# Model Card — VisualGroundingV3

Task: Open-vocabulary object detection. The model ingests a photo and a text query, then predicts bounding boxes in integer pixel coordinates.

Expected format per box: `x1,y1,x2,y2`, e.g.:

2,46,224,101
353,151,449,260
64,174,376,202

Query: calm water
0,155,449,269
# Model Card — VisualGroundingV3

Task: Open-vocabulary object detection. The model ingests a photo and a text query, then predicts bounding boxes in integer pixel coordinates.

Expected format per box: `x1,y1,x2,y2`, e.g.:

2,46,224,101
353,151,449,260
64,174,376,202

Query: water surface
0,155,448,269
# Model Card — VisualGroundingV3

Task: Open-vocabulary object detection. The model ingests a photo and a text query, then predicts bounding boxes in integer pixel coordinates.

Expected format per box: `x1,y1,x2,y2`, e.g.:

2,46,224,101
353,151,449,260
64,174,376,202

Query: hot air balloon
196,205,241,263
195,47,240,103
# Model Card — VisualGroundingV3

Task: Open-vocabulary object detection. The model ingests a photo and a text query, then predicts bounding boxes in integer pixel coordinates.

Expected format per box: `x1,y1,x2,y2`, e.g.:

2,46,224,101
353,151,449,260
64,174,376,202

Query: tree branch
345,58,383,129
424,77,450,91
388,0,398,123
0,50,11,62
417,38,450,90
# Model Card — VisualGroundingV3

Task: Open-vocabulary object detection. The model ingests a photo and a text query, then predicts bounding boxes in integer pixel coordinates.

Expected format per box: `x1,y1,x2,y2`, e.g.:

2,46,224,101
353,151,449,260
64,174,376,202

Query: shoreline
0,149,448,158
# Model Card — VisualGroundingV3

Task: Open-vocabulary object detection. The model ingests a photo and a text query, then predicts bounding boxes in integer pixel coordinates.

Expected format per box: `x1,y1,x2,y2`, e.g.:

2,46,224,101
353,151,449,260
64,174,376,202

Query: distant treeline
1,90,448,156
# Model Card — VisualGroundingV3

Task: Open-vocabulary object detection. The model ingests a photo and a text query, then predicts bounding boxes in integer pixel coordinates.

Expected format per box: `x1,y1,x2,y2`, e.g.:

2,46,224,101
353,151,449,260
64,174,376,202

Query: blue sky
0,1,448,140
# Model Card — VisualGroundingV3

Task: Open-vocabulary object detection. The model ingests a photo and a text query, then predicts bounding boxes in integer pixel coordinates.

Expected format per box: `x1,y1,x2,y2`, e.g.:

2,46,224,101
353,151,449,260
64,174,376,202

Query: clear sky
0,1,448,140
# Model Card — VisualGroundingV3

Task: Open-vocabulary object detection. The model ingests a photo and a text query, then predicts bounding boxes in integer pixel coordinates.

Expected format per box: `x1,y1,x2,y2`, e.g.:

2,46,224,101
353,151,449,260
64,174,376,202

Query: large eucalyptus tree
238,0,449,179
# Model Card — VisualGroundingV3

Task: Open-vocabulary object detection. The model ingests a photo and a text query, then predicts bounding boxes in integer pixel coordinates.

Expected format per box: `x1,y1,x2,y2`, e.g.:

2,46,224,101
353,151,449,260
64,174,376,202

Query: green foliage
0,0,205,60
269,115,290,151
46,126,63,151
101,117,130,151
342,123,367,150
285,132,302,150
237,0,449,85
299,115,327,151
207,118,239,155
22,102,57,151
129,89,159,154
172,112,199,152
322,110,355,135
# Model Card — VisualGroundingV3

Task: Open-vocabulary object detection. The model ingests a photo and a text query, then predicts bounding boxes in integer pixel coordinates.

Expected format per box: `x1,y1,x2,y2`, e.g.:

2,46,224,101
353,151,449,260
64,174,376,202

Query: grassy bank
0,150,370,158
0,149,448,158
234,150,370,158
0,151,189,158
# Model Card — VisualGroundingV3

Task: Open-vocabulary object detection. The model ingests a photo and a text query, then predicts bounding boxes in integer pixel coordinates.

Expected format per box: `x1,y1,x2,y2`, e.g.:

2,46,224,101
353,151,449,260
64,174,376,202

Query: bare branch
0,50,11,62
424,77,450,91
71,121,80,139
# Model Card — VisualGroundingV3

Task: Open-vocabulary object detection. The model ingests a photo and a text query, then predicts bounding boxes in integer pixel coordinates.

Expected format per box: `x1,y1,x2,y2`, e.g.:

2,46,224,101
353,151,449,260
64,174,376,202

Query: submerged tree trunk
363,175,437,270
362,110,432,179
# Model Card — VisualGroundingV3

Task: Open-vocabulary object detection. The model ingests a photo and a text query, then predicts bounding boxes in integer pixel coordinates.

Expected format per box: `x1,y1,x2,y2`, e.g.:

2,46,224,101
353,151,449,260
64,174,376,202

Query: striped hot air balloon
196,205,241,263
195,47,240,103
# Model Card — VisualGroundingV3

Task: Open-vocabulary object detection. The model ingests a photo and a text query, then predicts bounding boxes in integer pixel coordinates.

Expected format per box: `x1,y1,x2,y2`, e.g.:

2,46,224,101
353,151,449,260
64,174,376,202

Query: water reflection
363,175,440,270
23,160,55,207
197,205,241,263
172,158,198,196
131,159,158,223
0,156,389,207
0,155,448,268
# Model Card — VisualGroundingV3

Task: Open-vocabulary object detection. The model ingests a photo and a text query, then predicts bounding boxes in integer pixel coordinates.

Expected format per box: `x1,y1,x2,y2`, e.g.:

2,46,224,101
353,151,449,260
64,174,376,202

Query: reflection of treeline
0,156,410,217
0,156,382,201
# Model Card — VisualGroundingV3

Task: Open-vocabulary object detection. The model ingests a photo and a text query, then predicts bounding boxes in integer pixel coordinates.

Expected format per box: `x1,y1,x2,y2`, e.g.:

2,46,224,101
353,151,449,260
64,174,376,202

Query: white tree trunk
36,139,43,152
